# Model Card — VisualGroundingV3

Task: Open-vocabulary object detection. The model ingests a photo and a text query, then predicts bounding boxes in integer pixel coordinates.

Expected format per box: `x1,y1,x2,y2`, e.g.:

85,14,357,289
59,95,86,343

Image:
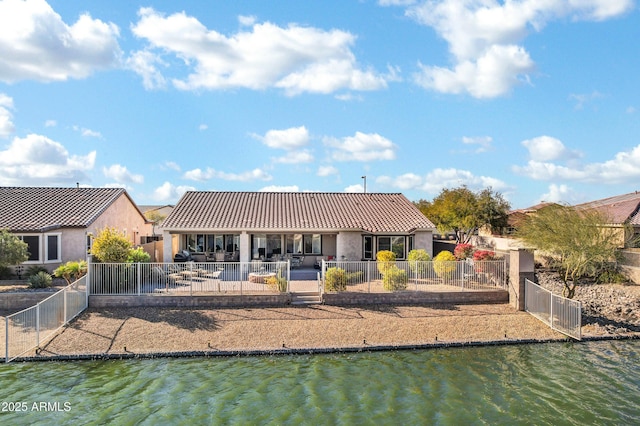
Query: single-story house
161,191,436,265
0,186,153,270
574,191,640,248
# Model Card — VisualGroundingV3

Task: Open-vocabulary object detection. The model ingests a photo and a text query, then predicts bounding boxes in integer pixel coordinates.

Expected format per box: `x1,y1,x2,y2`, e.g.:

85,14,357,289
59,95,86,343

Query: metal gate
525,278,581,340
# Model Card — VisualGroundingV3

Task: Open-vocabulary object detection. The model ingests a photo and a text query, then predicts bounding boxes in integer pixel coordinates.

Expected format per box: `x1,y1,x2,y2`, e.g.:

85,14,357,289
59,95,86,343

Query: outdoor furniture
291,256,304,268
215,252,225,262
152,266,183,292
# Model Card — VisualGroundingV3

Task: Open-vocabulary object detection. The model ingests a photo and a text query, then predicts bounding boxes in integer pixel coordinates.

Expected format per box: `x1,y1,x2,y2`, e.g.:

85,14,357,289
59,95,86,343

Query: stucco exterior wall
322,234,337,257
413,231,433,257
90,194,152,245
336,232,362,261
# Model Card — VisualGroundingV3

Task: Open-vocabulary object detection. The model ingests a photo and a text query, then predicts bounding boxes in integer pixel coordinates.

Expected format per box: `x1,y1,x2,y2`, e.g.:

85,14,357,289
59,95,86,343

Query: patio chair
152,266,183,292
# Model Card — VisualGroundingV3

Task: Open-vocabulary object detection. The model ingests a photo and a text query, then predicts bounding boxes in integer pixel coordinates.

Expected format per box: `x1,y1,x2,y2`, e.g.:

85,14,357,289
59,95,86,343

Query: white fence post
36,303,40,349
5,318,8,362
136,262,141,296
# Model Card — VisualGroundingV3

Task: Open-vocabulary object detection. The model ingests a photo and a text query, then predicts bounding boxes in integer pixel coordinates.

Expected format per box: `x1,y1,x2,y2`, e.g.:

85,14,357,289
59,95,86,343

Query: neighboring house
574,192,640,248
162,191,436,265
474,202,558,252
0,187,153,270
502,202,558,235
138,204,174,241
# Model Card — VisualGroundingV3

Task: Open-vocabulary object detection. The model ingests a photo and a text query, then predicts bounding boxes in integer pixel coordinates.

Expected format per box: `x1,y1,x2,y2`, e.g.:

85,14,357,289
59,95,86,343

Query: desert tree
0,229,28,267
416,186,510,243
516,204,624,298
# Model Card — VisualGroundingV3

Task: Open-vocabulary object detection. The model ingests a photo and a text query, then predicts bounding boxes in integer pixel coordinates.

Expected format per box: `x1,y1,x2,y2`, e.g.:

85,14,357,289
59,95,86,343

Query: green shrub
325,267,347,292
28,271,52,288
54,260,88,285
91,227,132,263
433,251,456,278
382,265,408,291
596,269,628,284
407,249,431,275
376,250,396,275
265,270,288,292
0,265,12,280
26,265,48,277
127,247,151,263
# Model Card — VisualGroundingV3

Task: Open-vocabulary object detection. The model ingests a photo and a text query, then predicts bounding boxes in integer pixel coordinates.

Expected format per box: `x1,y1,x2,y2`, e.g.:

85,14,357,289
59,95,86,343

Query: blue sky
0,0,639,209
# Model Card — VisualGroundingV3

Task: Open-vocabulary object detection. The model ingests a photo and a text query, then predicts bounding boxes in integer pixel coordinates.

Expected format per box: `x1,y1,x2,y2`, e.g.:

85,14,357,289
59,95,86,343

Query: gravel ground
29,303,565,359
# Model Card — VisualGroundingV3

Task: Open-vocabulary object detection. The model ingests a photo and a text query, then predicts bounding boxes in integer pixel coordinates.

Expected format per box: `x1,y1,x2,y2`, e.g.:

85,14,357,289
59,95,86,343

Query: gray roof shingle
0,187,131,232
163,192,435,234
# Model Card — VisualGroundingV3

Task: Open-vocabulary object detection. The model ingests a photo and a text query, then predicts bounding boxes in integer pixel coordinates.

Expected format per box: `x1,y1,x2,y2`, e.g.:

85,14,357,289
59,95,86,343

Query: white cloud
539,183,571,204
199,124,208,131
317,165,339,176
183,167,272,182
130,8,388,95
325,132,397,162
379,0,416,6
103,164,144,184
462,135,493,153
0,133,95,185
514,143,640,184
152,181,195,202
404,0,633,98
238,15,257,27
414,45,534,98
163,161,181,172
257,126,309,150
521,136,580,162
0,0,121,83
126,49,167,90
344,184,364,193
274,150,314,164
0,93,15,138
569,91,604,109
44,119,57,127
259,185,299,192
73,125,102,138
377,168,509,194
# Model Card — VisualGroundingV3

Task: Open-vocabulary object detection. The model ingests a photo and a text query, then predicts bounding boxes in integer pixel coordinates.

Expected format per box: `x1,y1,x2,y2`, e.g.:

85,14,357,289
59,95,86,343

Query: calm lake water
0,340,639,425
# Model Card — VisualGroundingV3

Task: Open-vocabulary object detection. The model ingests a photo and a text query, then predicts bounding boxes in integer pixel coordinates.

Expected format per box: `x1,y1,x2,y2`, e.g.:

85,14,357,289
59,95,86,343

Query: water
1,340,639,425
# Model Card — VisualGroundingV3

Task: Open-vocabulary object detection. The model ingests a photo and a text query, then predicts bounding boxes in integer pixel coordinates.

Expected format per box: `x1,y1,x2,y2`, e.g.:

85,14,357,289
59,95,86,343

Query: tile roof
0,187,131,232
163,192,435,234
574,192,640,225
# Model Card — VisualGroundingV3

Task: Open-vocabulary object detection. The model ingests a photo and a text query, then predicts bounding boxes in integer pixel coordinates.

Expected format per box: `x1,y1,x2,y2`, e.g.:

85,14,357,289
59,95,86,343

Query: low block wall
322,290,508,306
620,265,640,285
90,294,291,309
0,292,58,311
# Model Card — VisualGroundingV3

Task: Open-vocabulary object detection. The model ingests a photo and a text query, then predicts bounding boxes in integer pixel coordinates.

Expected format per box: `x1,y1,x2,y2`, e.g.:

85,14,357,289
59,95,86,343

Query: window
46,234,61,262
377,236,406,260
252,234,267,259
17,233,61,263
303,234,321,254
21,235,40,262
286,234,303,254
184,234,239,253
363,236,373,260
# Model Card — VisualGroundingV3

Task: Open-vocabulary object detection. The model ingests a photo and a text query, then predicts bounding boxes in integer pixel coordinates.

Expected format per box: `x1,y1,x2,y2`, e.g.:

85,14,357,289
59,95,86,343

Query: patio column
162,230,173,262
239,232,251,263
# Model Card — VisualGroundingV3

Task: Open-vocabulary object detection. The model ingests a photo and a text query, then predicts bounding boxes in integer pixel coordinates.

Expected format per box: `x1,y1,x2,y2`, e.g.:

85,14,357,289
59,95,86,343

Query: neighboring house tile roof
574,192,640,225
0,187,133,232
163,192,435,234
